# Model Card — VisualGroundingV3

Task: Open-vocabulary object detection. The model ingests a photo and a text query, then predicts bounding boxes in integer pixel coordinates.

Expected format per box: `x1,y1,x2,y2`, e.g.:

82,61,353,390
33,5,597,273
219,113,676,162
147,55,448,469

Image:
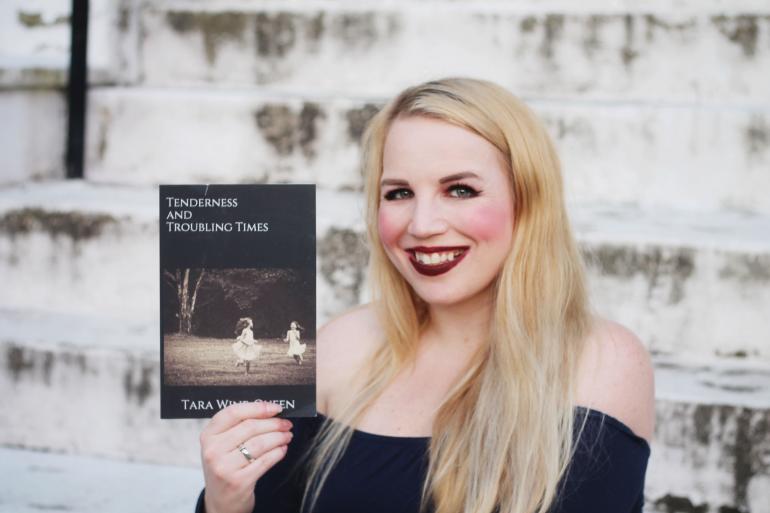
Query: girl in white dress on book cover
232,317,260,373
284,321,306,365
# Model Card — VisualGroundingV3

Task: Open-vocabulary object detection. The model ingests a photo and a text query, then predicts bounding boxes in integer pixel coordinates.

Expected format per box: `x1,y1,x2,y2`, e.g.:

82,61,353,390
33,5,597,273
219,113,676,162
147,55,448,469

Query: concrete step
0,0,141,91
0,0,71,90
85,87,770,215
85,88,371,193
2,180,767,359
0,0,140,185
0,180,366,324
1,402,767,513
0,308,204,466
1,308,768,511
647,400,770,513
0,446,202,513
647,354,770,512
576,203,770,360
136,2,770,102
0,181,159,320
0,90,66,184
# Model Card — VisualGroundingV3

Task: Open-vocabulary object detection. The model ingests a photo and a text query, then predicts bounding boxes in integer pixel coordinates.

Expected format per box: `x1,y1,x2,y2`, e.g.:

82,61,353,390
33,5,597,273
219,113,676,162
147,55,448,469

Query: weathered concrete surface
0,182,158,320
0,181,366,323
2,313,768,512
84,89,770,214
647,401,770,513
0,0,71,88
0,306,206,467
4,1,769,512
574,203,770,361
85,89,369,192
0,447,202,513
0,0,140,89
654,354,770,411
2,181,767,359
0,0,141,183
0,90,66,184
138,3,770,101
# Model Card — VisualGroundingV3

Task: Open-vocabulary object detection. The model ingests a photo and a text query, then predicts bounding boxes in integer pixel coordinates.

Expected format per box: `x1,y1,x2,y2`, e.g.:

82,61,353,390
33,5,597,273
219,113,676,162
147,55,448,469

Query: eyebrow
380,171,481,187
439,171,481,184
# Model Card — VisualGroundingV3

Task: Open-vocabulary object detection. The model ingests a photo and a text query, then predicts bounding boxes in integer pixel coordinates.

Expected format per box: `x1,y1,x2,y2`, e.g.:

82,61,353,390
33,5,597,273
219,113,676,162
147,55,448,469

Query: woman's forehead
382,116,505,181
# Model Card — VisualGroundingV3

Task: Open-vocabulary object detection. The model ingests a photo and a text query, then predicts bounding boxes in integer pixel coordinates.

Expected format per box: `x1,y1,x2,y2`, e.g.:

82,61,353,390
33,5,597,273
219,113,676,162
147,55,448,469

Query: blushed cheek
462,203,514,241
377,208,402,248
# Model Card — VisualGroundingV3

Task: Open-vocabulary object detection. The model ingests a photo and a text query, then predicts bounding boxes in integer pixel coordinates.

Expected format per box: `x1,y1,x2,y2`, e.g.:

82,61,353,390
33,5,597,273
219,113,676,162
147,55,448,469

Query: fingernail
268,402,283,412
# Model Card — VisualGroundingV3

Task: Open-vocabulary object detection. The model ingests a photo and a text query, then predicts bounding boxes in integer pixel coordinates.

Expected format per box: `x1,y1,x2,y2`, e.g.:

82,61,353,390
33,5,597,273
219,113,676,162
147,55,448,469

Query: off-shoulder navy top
195,407,650,513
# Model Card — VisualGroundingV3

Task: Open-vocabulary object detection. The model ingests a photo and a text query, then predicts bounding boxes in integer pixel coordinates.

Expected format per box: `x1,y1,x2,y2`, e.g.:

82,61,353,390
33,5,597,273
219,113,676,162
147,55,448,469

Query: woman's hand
200,402,293,513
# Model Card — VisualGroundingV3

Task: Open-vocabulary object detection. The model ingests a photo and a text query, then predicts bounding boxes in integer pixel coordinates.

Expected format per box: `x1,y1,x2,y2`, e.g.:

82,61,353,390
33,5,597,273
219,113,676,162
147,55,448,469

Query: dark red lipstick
406,246,469,276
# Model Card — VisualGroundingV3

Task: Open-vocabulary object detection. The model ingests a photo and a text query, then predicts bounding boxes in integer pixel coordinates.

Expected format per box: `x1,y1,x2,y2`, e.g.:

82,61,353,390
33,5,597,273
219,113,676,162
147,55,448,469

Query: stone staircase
0,446,202,513
1,1,769,512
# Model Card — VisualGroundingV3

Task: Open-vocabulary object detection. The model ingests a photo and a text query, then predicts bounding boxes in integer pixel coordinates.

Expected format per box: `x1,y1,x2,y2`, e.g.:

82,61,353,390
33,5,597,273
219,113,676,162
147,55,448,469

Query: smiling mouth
406,246,469,276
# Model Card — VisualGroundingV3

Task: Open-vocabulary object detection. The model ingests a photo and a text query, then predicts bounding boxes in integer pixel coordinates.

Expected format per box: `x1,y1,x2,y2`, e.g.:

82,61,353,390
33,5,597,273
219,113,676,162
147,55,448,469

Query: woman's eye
448,183,479,198
383,188,413,201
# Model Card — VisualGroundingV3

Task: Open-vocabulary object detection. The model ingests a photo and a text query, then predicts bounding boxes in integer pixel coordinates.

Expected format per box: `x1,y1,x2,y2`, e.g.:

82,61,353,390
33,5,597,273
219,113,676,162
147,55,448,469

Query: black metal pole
66,0,88,179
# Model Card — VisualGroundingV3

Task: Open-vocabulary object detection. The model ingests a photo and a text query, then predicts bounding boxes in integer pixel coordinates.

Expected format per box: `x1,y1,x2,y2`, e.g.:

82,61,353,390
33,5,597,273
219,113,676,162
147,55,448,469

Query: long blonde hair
303,77,595,513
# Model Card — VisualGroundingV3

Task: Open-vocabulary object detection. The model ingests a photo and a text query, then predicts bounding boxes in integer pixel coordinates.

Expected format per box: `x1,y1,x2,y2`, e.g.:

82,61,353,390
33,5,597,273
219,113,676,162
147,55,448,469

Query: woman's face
378,115,515,308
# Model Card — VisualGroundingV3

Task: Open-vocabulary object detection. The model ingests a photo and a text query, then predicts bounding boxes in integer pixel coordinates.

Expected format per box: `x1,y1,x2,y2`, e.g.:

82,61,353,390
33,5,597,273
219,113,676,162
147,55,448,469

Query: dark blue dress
195,407,650,513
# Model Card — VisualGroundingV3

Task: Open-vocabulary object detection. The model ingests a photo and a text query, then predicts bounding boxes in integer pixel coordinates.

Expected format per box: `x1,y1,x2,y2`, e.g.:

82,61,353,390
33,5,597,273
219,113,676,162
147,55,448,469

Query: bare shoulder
317,303,384,415
575,318,656,443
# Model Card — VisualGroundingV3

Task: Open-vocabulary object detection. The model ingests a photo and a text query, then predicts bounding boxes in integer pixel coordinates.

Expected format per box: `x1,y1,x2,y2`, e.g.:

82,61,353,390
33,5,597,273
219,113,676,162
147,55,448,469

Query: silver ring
238,444,255,463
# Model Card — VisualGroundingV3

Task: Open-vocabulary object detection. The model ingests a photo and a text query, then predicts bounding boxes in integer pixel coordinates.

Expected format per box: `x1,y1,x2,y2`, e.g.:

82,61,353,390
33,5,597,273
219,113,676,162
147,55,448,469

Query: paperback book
159,184,316,418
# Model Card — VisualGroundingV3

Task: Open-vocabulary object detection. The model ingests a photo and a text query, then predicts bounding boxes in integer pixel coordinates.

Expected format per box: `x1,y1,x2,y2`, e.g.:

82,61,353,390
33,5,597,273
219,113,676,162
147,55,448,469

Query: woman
284,321,307,365
197,78,655,513
232,317,260,374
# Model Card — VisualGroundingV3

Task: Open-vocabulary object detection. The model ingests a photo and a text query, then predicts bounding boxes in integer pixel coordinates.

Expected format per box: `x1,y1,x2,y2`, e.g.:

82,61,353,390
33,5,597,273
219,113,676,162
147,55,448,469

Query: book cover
159,184,316,418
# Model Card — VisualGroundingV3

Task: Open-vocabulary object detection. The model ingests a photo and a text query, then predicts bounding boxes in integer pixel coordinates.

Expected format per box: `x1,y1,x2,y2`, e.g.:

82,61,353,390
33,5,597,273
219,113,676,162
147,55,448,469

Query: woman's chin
410,282,495,310
413,290,469,308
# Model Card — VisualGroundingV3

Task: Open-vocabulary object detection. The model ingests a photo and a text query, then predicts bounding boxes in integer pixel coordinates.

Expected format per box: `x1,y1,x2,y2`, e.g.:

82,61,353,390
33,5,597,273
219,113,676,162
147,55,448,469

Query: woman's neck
421,287,493,355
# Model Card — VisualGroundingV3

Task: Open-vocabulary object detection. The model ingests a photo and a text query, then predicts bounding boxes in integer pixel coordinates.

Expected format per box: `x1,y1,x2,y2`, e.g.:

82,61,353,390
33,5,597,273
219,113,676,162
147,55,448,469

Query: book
159,184,316,418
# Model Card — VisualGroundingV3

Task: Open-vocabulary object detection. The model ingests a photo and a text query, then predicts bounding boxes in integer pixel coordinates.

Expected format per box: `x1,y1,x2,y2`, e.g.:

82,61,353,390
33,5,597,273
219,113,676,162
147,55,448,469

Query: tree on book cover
159,184,316,419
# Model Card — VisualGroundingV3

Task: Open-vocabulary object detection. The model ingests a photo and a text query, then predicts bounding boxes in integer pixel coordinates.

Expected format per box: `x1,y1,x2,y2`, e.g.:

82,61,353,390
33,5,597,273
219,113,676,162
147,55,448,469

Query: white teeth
414,250,464,266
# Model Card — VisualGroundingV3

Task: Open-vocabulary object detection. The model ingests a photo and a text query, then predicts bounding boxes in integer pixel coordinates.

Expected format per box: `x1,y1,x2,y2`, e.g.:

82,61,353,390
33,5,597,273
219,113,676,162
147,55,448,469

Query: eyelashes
448,183,480,199
383,188,412,201
382,183,481,201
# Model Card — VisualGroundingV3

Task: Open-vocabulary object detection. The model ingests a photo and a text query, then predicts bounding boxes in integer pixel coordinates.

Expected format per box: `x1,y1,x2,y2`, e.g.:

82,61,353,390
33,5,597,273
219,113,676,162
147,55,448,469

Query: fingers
199,429,292,499
217,416,293,451
226,430,294,472
238,443,290,483
204,401,283,437
199,402,294,511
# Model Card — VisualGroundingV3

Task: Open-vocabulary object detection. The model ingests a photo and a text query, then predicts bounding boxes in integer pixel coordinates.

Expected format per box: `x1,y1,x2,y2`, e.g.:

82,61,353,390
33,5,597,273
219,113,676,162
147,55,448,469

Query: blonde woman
232,317,260,374
196,78,655,513
284,321,307,365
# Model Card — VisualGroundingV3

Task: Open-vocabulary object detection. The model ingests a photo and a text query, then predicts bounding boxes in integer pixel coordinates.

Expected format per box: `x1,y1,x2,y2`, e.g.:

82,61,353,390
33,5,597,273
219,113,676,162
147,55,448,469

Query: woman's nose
407,198,448,238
